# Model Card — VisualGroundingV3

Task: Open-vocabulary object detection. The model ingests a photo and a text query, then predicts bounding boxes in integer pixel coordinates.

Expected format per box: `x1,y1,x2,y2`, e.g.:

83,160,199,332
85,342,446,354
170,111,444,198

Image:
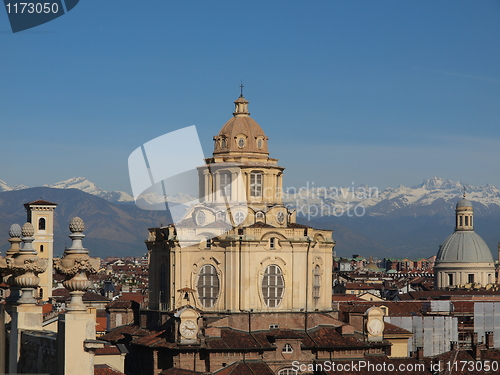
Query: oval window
197,265,220,308
262,264,284,308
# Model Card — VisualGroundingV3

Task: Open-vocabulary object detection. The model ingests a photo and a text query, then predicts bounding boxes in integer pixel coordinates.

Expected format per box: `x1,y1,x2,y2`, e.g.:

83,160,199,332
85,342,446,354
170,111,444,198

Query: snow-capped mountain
2,176,500,211
44,177,134,203
0,180,28,192
283,176,500,216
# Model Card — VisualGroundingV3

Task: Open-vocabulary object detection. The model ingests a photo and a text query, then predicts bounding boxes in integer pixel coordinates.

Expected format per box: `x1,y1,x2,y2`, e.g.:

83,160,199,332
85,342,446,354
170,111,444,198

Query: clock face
367,319,383,336
180,319,197,339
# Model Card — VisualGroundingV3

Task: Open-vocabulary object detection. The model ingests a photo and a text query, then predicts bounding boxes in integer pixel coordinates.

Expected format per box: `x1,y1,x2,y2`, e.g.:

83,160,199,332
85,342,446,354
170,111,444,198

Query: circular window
276,211,285,224
234,211,246,225
196,211,206,226
237,138,245,148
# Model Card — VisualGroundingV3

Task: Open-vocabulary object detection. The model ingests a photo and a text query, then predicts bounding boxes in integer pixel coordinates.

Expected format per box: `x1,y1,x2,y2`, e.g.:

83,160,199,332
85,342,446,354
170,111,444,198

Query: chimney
472,332,478,345
416,347,424,361
486,332,494,349
474,343,482,361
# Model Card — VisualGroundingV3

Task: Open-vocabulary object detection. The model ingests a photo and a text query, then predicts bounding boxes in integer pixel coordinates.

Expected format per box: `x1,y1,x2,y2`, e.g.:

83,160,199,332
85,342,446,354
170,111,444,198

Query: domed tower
147,94,335,314
434,197,495,289
198,94,285,216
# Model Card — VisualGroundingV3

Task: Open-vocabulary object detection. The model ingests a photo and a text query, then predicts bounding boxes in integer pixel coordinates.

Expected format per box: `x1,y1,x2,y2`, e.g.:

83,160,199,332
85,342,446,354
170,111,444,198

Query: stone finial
69,217,84,233
0,222,48,304
21,222,35,237
9,224,22,238
54,217,99,312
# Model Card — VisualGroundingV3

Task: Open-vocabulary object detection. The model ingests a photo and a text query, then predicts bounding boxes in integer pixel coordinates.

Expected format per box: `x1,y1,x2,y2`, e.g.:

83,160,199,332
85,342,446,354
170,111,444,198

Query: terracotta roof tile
131,330,176,348
94,364,125,375
302,326,371,349
24,199,57,206
160,369,205,375
99,325,151,342
383,321,412,335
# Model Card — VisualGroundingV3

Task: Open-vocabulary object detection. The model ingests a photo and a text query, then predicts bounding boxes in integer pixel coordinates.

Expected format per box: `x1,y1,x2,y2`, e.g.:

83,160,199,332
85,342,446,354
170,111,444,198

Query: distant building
434,197,495,289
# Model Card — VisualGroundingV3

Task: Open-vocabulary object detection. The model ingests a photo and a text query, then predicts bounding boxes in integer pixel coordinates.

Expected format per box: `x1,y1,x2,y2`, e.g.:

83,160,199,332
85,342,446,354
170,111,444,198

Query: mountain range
1,176,499,260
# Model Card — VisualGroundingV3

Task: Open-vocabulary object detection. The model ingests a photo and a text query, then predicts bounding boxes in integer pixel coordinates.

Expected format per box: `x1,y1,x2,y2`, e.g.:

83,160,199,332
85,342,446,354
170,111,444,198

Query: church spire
233,83,249,117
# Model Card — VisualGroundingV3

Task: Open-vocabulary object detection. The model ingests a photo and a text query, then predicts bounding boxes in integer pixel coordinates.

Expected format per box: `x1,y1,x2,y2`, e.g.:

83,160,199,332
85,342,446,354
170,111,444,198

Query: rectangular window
448,273,454,286
468,274,475,283
220,172,232,199
250,172,263,197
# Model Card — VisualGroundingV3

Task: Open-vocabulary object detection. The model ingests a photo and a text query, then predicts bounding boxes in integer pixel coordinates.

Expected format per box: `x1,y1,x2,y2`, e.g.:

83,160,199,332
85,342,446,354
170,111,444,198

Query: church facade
147,94,335,314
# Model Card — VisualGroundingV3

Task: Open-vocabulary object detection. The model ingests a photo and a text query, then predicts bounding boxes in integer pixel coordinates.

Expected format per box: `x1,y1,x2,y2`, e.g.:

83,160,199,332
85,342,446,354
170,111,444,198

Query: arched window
262,265,284,308
219,172,232,199
278,369,297,375
313,265,321,303
205,238,212,249
255,212,265,222
221,137,227,149
250,172,263,197
197,265,220,308
38,218,46,231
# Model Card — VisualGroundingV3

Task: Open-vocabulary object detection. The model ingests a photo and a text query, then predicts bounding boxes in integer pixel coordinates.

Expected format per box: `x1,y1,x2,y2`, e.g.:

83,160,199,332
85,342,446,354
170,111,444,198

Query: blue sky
1,0,499,194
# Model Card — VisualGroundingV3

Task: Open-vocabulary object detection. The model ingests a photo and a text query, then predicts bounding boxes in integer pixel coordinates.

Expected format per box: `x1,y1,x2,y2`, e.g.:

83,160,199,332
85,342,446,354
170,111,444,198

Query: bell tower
24,199,57,301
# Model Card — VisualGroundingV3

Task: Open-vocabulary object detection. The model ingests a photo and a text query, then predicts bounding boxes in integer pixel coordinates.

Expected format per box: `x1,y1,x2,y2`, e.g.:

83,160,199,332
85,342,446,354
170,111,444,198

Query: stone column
0,222,47,374
54,217,103,375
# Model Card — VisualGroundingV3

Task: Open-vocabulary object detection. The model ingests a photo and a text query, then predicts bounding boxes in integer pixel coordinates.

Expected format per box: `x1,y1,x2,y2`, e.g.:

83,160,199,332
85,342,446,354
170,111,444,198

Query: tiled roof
107,300,136,309
95,345,121,355
383,321,412,335
266,328,306,339
160,368,205,375
52,288,111,302
99,325,151,342
338,301,424,316
131,330,176,348
302,326,371,349
205,329,273,350
247,222,274,228
213,361,274,375
94,364,125,375
24,199,57,206
288,222,310,228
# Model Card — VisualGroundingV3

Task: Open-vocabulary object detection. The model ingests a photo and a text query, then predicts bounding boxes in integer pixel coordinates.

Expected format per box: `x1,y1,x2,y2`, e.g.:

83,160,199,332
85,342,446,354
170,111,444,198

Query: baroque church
108,94,391,374
147,93,335,314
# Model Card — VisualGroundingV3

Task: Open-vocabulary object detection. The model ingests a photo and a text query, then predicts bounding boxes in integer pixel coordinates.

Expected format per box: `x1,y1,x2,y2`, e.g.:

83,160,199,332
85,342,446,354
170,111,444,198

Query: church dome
436,231,493,263
456,198,473,208
213,95,269,156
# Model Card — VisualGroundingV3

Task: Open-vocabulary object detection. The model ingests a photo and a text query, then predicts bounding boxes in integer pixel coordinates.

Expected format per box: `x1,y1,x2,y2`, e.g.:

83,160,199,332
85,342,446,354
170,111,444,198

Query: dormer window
221,137,227,149
237,138,245,148
257,138,263,149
